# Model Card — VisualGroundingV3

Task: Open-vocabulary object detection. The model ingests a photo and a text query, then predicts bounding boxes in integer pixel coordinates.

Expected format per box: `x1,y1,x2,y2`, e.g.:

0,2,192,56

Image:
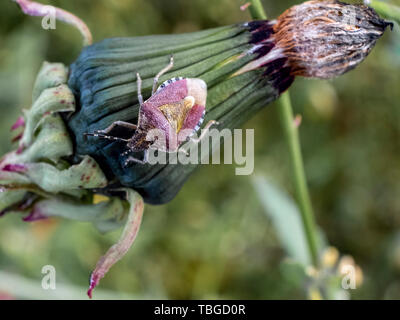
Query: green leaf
0,189,27,212
20,84,75,148
252,176,311,266
22,156,108,193
31,196,128,233
32,62,69,102
280,259,308,289
9,114,73,164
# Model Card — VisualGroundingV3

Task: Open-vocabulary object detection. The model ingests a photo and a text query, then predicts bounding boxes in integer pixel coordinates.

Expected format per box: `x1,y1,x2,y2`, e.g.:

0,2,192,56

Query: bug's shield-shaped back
159,96,195,134
140,78,207,152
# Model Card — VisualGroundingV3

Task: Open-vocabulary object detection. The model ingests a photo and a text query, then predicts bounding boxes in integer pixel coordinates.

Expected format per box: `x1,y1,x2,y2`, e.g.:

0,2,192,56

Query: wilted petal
87,190,144,298
11,116,25,131
13,0,92,46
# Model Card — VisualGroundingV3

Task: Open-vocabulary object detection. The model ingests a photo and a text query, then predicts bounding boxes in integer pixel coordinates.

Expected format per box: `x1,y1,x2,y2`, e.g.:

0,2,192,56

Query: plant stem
248,0,268,20
277,92,319,267
248,0,320,267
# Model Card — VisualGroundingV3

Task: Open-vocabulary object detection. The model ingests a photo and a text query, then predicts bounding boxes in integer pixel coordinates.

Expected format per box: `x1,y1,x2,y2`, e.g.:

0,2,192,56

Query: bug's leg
188,120,219,144
84,132,130,143
152,56,174,94
137,73,144,106
93,121,138,135
177,120,219,156
123,150,149,167
121,149,132,157
143,150,150,163
177,147,190,157
124,155,147,167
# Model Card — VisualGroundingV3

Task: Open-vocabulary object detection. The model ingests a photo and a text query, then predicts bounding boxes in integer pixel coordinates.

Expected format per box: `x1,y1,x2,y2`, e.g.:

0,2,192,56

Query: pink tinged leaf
13,0,93,46
11,133,23,143
16,145,25,154
2,164,27,173
11,116,25,131
87,190,144,299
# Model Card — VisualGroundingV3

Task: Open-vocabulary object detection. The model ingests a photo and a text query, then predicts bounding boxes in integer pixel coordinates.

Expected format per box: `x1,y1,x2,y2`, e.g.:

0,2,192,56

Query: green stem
248,0,268,20
248,0,319,267
277,92,319,267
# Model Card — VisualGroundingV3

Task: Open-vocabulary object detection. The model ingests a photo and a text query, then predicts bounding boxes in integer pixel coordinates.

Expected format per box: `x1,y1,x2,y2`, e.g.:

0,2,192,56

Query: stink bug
85,56,218,166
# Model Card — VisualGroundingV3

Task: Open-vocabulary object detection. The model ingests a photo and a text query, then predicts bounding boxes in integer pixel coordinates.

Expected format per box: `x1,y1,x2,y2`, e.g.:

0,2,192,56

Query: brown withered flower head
241,0,393,81
275,0,393,78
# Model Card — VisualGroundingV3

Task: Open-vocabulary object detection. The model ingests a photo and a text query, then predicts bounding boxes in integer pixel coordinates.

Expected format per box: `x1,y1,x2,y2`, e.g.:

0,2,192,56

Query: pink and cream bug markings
85,56,218,165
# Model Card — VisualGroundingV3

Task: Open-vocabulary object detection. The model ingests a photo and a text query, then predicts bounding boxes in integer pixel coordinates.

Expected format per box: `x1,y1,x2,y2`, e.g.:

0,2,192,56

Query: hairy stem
248,0,319,266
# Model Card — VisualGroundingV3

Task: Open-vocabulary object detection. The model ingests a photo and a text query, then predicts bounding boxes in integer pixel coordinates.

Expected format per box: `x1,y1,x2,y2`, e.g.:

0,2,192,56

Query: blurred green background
0,0,399,299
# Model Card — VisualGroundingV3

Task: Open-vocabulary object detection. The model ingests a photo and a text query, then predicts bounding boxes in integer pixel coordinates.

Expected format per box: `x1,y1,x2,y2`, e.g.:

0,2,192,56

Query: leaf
8,114,73,164
20,84,75,149
280,259,308,289
25,196,128,233
0,189,27,213
252,176,311,266
22,156,108,193
32,62,69,102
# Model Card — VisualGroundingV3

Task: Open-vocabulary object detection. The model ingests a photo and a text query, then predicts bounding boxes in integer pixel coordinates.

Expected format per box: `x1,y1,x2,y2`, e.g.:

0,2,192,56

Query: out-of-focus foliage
0,0,399,299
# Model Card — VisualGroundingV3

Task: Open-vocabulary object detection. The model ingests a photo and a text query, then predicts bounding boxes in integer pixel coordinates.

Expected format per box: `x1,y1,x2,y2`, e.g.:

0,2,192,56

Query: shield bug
85,56,218,166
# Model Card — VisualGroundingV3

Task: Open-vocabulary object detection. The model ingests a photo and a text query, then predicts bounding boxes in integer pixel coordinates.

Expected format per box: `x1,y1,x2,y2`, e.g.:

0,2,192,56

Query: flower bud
68,1,391,204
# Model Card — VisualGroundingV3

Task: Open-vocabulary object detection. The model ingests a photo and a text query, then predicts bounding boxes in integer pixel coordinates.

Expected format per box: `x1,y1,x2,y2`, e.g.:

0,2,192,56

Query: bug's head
186,78,207,107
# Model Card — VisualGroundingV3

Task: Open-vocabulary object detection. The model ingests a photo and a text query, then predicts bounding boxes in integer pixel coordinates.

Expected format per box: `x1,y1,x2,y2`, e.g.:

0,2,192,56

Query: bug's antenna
84,132,130,143
136,73,144,106
152,56,174,94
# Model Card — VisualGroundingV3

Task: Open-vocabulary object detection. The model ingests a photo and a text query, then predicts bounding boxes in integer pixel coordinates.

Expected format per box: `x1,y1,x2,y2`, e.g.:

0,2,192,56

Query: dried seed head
274,0,393,78
237,1,391,92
